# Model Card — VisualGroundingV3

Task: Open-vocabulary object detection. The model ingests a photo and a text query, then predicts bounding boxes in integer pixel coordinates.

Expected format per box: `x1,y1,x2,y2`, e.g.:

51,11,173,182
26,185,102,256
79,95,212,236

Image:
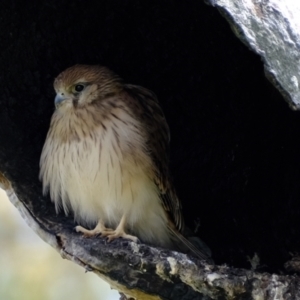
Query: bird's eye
74,84,85,92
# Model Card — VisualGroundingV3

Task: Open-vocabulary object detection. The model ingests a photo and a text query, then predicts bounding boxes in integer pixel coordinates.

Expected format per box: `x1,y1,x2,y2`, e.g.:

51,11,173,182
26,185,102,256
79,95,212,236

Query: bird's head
53,64,123,109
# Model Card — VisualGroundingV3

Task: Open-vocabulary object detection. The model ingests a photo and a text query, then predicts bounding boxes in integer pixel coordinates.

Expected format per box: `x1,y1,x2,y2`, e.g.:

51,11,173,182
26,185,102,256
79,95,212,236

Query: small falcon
39,64,211,261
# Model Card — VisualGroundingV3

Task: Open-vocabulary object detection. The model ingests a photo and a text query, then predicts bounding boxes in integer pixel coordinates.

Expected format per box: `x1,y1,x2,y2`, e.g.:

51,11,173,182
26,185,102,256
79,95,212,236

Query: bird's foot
101,228,139,243
75,222,113,237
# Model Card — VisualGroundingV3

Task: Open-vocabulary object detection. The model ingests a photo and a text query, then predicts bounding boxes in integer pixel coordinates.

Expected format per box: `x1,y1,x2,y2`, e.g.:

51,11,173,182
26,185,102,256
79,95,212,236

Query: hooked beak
54,94,68,108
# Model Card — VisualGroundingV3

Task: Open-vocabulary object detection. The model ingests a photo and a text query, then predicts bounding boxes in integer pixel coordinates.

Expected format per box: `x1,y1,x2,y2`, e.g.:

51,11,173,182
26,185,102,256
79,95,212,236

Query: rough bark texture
2,0,300,299
2,173,300,299
208,0,300,109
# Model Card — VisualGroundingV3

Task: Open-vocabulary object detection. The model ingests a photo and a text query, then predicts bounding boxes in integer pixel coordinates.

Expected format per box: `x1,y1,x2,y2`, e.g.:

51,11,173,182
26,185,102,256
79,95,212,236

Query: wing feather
124,84,184,232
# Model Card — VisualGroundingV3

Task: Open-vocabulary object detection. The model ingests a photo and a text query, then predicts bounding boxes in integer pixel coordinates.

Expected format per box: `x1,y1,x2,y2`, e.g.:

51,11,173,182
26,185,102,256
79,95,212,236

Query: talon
100,214,139,243
75,221,113,237
75,225,95,237
102,230,139,243
75,216,139,243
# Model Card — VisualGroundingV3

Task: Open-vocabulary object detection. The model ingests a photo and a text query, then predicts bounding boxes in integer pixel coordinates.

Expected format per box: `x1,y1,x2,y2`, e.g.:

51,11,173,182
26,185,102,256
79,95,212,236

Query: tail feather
168,225,213,263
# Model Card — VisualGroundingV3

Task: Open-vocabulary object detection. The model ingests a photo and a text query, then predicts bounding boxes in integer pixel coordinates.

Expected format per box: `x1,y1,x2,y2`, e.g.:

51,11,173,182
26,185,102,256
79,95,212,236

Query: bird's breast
40,106,160,228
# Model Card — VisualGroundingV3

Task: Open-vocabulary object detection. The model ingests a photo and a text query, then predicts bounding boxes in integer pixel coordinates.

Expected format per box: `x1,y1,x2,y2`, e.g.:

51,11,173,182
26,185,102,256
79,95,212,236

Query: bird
39,64,211,261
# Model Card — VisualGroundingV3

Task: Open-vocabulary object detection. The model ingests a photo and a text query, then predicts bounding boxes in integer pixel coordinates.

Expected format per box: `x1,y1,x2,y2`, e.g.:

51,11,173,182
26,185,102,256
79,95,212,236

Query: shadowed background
1,1,300,291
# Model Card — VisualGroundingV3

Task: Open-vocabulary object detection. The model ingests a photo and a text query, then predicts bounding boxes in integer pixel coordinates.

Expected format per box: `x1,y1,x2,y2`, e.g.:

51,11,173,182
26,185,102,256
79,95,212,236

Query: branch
1,172,300,299
208,0,300,109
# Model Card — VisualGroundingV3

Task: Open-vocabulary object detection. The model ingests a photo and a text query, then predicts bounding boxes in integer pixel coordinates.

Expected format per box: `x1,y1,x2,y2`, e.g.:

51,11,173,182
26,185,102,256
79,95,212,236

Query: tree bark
208,0,300,109
1,173,300,299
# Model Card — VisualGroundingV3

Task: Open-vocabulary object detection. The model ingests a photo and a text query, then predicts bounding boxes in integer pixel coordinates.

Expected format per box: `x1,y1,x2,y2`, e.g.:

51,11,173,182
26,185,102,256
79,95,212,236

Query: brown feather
123,84,184,231
40,64,211,261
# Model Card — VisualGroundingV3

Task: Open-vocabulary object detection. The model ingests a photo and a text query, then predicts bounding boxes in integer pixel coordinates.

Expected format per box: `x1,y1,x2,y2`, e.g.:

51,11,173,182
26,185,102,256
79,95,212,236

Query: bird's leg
101,214,139,243
75,220,113,237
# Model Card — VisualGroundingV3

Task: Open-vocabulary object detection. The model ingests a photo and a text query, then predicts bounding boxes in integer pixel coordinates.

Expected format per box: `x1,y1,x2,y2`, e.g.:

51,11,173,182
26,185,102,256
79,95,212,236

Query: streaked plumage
39,64,211,260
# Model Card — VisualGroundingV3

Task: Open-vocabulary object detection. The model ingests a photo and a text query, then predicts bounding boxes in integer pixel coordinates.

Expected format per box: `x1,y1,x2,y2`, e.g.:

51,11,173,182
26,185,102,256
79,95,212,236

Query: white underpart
40,102,172,248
